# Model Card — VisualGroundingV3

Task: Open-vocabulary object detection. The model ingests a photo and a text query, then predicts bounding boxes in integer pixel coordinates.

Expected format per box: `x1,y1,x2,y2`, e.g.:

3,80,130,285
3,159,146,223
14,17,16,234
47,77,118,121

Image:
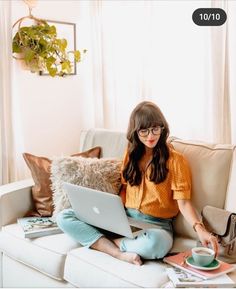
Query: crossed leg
91,236,142,265
57,209,142,265
57,209,172,266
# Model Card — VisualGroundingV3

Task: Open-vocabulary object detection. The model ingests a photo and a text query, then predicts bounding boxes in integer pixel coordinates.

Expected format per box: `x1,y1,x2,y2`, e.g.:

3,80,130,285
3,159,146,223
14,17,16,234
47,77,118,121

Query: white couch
0,128,236,288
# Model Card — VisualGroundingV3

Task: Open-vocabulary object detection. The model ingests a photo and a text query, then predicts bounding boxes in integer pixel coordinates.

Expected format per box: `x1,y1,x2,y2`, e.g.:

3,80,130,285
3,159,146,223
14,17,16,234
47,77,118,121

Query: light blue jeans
57,208,173,259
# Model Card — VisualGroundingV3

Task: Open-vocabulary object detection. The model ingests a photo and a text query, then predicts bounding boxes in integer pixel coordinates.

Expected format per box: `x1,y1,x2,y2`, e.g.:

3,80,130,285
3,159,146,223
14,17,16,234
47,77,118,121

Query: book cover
166,267,235,288
163,251,235,280
17,217,62,238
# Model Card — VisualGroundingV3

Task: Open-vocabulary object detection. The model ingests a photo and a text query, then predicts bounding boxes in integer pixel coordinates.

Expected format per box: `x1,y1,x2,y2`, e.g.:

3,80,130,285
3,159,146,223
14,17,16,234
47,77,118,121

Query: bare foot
91,236,142,265
116,251,143,265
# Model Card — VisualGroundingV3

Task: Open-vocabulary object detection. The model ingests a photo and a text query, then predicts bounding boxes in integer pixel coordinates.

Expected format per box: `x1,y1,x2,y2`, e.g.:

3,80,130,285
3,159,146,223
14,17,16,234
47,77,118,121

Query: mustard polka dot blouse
121,147,192,219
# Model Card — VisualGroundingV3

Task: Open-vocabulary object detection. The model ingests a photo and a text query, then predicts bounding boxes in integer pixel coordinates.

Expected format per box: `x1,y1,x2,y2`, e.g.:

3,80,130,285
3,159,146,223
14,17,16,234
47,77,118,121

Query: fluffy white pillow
50,156,122,217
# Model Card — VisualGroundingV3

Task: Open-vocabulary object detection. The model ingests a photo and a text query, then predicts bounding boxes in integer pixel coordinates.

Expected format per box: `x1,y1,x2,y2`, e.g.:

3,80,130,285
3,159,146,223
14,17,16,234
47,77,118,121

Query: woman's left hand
177,200,219,255
177,200,219,256
196,226,219,256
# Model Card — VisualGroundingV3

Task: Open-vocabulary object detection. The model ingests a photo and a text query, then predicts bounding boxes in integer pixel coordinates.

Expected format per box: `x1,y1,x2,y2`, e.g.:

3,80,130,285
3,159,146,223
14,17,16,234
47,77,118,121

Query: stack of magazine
166,267,235,288
17,217,62,238
164,251,236,288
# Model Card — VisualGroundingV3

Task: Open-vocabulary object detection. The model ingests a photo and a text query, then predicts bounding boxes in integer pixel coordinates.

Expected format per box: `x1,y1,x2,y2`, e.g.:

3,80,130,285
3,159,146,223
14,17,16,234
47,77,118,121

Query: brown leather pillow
23,147,101,217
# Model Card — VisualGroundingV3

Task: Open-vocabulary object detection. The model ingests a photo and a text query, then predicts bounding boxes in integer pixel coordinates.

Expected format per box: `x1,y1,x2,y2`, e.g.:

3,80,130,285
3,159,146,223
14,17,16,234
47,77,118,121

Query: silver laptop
63,182,161,238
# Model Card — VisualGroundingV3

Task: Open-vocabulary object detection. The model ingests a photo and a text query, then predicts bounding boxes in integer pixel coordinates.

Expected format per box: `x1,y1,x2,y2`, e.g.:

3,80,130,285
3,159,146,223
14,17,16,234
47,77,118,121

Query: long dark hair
123,101,170,186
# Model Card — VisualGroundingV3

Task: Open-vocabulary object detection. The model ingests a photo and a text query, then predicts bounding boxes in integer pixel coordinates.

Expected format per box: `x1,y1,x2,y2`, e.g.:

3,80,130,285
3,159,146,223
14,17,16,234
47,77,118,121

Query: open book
163,251,235,280
17,217,62,238
166,267,235,288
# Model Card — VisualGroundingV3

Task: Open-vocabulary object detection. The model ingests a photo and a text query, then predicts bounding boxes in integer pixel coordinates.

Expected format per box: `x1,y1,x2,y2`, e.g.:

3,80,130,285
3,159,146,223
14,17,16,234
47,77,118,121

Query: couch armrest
0,179,34,228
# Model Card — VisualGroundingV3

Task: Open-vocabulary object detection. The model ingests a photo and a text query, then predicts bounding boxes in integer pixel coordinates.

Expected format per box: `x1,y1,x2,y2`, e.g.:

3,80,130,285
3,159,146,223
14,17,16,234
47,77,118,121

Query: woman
57,101,218,265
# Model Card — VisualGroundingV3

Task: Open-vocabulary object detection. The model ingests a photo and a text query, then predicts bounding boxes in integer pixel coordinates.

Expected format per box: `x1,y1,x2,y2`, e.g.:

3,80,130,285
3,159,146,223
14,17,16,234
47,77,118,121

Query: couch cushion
0,223,79,280
50,157,122,217
2,254,74,288
171,139,235,239
23,147,101,217
64,247,170,288
64,237,199,288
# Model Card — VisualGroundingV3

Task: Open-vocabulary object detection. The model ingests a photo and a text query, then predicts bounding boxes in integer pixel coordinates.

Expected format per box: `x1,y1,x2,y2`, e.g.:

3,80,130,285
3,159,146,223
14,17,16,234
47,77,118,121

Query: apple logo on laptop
92,206,100,214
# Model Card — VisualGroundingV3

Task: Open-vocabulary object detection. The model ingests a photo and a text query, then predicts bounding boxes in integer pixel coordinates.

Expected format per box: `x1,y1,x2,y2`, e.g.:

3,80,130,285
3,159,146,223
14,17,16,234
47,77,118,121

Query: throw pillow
23,147,101,217
50,157,122,217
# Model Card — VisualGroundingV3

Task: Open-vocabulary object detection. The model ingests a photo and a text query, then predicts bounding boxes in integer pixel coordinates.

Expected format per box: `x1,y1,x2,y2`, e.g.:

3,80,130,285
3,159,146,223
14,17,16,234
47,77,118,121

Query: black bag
201,205,236,263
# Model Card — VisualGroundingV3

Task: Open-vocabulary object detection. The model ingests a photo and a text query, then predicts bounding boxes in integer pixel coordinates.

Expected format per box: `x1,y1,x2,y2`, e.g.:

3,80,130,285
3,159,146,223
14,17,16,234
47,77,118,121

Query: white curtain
228,1,236,144
210,0,231,143
0,1,17,185
79,0,235,144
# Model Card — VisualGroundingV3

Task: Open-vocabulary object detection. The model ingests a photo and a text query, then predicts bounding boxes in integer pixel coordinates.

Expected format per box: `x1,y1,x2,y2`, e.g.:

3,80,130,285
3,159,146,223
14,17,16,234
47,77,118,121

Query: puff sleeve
171,152,192,200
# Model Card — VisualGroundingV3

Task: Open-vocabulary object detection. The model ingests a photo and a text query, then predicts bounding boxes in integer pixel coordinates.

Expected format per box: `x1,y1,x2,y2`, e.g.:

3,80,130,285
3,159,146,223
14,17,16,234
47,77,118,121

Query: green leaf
47,56,56,64
20,26,30,32
46,58,56,71
49,25,57,36
60,39,67,50
54,39,67,51
13,32,20,42
48,67,57,77
61,60,71,72
38,39,48,52
24,49,35,62
12,41,22,53
74,50,81,62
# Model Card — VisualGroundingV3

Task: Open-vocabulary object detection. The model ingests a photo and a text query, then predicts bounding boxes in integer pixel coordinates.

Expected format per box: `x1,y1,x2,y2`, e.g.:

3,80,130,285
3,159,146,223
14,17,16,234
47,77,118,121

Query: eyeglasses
137,126,163,137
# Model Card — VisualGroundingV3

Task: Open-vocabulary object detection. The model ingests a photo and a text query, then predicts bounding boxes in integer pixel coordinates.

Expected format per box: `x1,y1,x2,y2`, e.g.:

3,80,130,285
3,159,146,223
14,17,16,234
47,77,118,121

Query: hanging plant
12,18,86,77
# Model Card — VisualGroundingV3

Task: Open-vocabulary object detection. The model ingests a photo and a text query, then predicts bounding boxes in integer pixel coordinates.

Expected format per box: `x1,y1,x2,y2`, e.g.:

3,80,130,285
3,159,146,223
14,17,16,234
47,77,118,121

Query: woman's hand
195,224,219,255
177,199,219,255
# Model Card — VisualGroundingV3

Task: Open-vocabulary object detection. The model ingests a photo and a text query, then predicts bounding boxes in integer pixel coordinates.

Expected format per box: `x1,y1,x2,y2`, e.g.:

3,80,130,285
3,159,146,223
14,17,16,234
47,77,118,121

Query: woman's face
137,127,162,149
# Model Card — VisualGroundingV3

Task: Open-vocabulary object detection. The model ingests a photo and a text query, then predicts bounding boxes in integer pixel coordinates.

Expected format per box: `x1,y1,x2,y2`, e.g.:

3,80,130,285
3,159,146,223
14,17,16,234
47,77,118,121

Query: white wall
12,0,90,162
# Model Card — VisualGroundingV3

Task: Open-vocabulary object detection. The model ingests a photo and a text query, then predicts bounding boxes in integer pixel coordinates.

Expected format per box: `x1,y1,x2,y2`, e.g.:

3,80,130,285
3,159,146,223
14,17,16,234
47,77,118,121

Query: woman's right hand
196,225,219,256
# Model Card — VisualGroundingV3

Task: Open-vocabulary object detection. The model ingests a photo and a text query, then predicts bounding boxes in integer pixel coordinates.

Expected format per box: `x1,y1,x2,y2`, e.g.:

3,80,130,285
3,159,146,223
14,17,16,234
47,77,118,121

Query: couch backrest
80,129,127,158
170,138,235,239
80,129,236,239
